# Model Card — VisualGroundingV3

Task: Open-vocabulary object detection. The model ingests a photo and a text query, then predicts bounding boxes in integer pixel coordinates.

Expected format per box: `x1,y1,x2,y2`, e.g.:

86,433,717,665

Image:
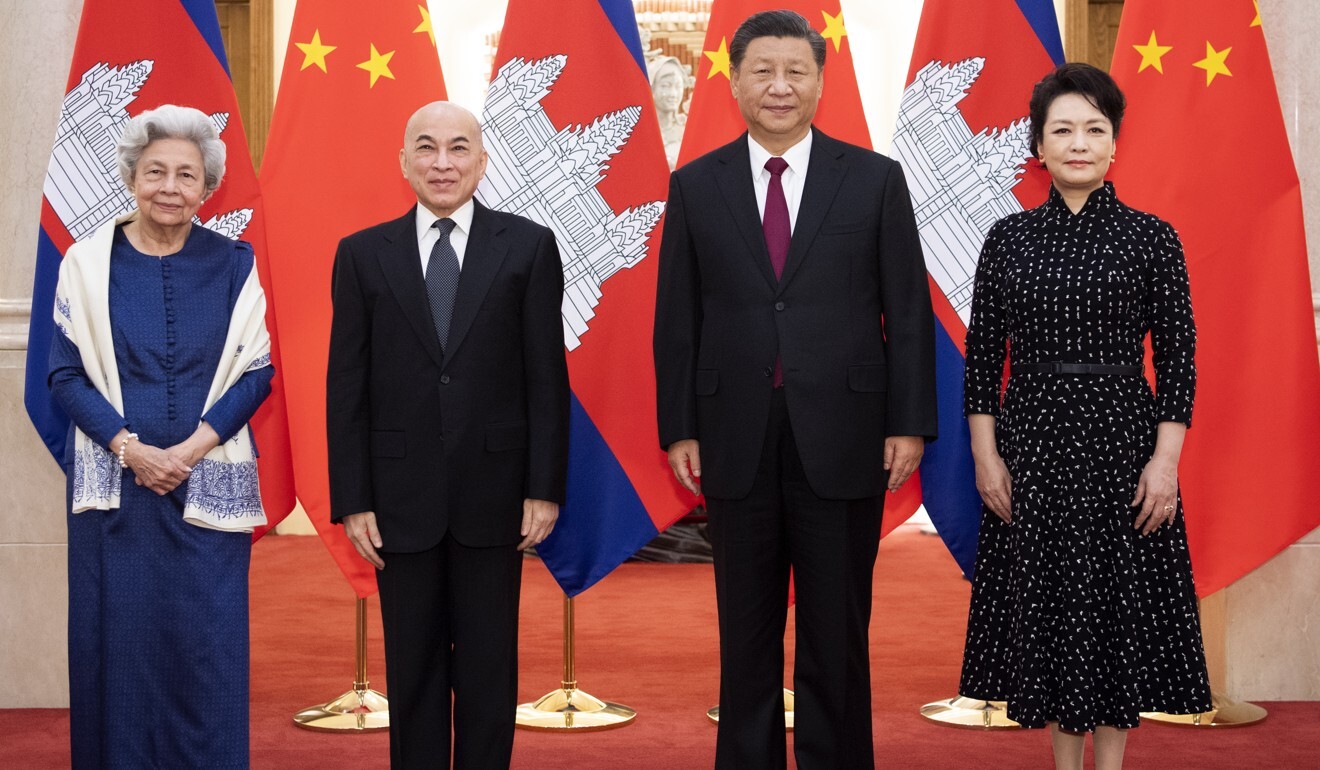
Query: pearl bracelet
117,432,139,469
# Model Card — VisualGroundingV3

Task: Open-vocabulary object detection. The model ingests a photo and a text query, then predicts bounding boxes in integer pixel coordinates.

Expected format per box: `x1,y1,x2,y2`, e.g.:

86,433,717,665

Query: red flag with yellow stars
677,2,870,161
260,1,446,597
1110,0,1320,597
677,2,918,533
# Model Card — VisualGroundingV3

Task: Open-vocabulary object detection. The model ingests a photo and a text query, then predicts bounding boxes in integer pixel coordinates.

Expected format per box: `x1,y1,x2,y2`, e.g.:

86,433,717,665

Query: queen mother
48,104,274,768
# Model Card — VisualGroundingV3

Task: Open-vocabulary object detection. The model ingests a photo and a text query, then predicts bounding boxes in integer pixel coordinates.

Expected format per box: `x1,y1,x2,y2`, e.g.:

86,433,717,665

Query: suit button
774,301,785,311
763,367,773,377
440,375,451,384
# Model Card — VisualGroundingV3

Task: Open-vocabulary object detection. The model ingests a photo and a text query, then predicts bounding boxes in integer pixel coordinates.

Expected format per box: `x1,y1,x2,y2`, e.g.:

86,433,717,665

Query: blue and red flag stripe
481,0,686,597
902,0,1064,578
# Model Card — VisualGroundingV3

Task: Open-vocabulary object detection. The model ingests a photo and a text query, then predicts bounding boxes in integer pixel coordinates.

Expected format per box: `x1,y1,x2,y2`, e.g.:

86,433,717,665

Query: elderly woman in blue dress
48,104,273,768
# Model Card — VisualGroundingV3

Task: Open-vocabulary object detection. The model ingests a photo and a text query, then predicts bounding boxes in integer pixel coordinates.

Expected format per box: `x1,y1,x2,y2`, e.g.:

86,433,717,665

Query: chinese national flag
1110,1,1320,596
679,2,870,162
261,1,446,597
678,1,920,532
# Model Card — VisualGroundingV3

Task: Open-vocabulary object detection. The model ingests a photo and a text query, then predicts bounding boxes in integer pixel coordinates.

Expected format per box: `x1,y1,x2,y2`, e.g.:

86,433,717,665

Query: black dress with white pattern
957,183,1211,732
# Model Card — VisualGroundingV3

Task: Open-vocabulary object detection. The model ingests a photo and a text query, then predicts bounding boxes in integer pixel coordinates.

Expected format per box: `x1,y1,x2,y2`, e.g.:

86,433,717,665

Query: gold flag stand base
707,689,795,730
1142,691,1267,728
293,598,389,732
515,594,636,731
919,697,1021,730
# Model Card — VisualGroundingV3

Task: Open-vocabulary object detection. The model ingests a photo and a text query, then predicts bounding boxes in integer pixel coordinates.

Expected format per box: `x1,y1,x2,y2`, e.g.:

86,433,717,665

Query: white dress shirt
415,197,475,276
748,131,813,233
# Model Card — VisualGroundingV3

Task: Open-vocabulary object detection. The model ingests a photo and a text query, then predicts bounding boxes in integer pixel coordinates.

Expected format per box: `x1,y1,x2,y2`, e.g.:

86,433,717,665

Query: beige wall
0,0,82,708
1,0,1316,707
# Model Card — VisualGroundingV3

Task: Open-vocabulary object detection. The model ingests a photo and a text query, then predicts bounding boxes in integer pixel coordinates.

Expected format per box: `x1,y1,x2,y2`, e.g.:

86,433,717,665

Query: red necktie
763,157,790,279
763,157,790,386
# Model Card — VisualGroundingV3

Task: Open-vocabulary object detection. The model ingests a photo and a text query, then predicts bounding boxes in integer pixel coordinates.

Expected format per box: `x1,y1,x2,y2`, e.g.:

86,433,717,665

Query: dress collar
1046,181,1117,219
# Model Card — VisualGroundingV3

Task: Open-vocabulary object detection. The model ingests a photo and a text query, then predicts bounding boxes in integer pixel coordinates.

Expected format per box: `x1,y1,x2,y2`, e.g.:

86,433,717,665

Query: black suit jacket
327,201,569,550
654,129,937,500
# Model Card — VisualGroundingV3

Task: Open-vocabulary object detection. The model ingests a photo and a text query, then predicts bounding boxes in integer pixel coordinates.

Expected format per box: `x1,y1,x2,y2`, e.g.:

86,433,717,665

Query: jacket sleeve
325,237,375,520
877,162,938,439
522,227,570,504
653,171,702,449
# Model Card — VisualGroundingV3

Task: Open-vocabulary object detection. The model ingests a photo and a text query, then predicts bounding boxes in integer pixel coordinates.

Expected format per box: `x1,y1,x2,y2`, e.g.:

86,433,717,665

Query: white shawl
54,211,270,532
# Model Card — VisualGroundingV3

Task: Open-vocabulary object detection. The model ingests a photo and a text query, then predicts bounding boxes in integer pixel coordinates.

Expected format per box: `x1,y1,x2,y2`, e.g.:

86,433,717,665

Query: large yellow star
704,37,730,80
414,4,436,46
295,29,336,73
820,10,847,53
357,44,396,87
1251,0,1262,28
1133,30,1172,73
1192,41,1232,85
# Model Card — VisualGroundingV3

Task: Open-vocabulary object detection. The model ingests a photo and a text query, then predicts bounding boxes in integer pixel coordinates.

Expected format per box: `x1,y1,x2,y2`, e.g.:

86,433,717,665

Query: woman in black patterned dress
957,63,1210,770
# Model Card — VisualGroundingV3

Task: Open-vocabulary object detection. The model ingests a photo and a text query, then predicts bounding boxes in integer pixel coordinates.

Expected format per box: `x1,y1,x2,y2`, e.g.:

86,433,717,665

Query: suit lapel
713,135,778,292
378,208,445,369
777,128,847,295
443,201,509,368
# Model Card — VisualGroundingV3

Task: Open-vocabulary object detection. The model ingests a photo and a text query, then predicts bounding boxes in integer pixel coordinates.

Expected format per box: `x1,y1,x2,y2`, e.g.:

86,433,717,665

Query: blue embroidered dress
49,225,273,768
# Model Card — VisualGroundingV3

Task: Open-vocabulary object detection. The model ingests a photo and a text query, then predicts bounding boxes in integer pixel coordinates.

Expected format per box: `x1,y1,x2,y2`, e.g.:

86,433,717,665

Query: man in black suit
327,101,569,769
653,11,937,769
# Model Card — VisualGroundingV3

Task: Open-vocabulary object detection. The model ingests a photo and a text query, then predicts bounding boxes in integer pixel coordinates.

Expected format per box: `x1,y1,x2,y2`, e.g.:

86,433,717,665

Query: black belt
1011,362,1143,376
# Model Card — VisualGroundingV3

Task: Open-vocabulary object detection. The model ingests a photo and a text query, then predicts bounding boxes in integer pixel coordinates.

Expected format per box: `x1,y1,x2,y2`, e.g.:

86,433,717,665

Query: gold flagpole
515,593,636,731
921,598,1267,729
707,689,795,729
293,598,389,732
919,697,1020,729
1142,594,1267,727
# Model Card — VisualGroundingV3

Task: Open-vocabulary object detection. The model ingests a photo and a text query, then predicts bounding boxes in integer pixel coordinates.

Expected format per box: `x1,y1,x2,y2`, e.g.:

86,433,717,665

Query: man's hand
343,511,385,569
667,439,702,496
519,499,559,551
883,436,923,493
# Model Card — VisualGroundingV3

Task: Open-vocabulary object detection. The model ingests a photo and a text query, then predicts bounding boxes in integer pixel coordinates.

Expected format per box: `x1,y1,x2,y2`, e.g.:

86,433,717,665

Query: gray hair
116,105,226,195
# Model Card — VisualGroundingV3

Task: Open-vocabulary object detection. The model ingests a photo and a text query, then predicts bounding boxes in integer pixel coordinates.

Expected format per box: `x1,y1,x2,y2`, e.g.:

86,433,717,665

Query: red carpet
5,526,1316,768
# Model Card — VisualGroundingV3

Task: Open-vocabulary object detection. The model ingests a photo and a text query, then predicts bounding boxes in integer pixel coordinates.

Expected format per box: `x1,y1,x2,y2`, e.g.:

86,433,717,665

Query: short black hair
1028,62,1126,158
729,10,826,71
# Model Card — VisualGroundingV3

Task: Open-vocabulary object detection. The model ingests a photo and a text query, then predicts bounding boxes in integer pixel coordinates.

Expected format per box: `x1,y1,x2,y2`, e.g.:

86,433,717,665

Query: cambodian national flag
478,0,686,596
890,0,1063,578
25,0,296,531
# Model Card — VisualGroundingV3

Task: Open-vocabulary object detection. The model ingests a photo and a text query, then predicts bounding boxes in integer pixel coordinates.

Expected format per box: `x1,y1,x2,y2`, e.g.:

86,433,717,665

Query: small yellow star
357,43,396,87
820,10,847,53
294,29,336,73
704,37,730,80
414,4,436,46
1251,0,1262,27
1133,30,1173,73
1192,41,1232,86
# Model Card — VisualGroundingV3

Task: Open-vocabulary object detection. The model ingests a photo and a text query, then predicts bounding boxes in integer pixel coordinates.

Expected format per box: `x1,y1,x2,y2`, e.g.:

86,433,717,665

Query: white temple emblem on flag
44,61,251,243
478,55,664,351
892,58,1033,323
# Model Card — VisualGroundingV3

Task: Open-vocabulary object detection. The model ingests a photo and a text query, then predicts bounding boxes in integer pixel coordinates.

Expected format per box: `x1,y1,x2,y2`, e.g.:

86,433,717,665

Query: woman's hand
974,452,1013,523
1132,421,1188,535
124,440,193,495
1132,456,1179,535
968,414,1012,522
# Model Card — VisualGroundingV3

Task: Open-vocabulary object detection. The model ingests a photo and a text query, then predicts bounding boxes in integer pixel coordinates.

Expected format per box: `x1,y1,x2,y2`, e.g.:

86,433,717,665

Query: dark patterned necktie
763,157,790,279
425,218,460,353
763,157,790,387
